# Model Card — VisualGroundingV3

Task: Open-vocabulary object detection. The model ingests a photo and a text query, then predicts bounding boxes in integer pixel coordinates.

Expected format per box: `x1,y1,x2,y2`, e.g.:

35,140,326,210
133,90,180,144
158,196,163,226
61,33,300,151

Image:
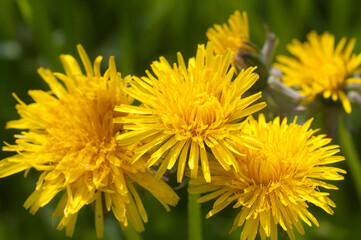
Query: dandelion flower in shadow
0,45,179,238
275,31,361,113
189,114,345,240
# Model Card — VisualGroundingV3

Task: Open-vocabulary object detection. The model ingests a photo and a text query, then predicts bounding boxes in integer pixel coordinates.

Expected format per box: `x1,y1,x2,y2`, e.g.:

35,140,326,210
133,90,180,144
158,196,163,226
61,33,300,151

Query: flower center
48,95,118,175
240,139,305,186
160,92,228,141
313,56,347,91
190,94,222,125
185,94,225,136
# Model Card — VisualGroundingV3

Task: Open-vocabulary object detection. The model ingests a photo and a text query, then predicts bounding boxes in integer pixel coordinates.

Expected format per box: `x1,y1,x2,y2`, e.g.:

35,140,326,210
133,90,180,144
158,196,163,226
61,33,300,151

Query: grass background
1,0,361,239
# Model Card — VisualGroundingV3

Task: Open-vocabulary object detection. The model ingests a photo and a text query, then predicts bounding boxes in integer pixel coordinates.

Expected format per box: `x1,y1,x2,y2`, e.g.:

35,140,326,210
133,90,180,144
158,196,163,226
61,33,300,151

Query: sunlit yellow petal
95,193,104,239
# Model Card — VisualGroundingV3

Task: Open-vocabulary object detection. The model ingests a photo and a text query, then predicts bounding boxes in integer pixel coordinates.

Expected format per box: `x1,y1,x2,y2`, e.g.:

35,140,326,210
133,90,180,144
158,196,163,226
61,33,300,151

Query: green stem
188,190,202,240
338,113,361,205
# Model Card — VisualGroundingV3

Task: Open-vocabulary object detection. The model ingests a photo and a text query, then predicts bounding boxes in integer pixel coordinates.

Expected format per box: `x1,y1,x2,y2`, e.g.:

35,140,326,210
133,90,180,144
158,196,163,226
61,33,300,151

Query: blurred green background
1,0,361,239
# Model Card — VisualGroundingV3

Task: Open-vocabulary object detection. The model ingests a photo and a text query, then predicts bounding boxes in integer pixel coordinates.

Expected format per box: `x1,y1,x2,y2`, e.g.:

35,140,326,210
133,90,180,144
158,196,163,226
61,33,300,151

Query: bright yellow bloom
189,114,345,240
275,31,361,113
0,45,179,238
207,11,254,59
115,42,266,183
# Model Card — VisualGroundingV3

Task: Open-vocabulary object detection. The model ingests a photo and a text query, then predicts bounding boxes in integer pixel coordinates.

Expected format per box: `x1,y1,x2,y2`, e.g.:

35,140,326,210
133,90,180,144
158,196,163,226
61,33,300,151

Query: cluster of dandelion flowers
207,10,255,67
189,114,345,240
0,45,179,238
115,42,266,183
275,31,361,113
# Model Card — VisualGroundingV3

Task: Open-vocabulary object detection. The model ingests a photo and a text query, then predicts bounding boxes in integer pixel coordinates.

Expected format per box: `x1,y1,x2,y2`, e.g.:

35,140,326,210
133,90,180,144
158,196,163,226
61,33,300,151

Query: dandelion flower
115,42,266,183
275,31,361,113
207,10,253,57
189,114,345,240
0,45,179,238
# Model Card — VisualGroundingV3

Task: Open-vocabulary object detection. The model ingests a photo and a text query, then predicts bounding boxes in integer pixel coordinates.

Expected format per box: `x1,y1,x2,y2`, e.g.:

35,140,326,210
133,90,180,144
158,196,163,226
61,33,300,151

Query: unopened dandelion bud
348,90,361,106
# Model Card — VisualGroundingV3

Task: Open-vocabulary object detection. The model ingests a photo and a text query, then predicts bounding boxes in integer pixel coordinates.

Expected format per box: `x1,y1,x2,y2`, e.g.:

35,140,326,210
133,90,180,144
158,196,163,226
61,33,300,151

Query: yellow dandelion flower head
0,45,179,237
275,31,361,113
115,42,266,183
207,10,253,57
189,114,346,240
